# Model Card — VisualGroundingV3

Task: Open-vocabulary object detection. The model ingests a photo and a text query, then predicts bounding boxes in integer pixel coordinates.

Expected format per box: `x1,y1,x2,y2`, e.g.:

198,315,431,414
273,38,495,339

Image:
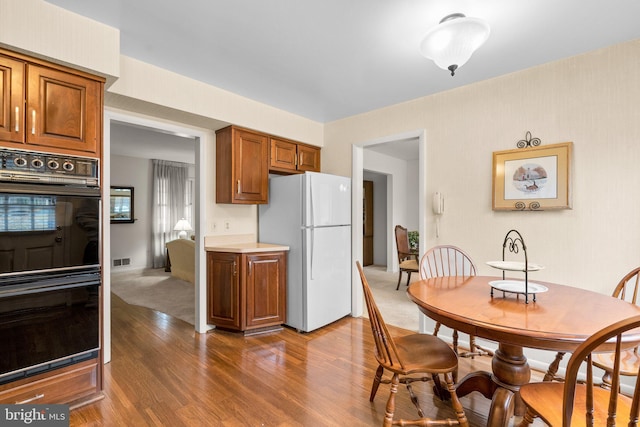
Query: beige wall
325,39,640,295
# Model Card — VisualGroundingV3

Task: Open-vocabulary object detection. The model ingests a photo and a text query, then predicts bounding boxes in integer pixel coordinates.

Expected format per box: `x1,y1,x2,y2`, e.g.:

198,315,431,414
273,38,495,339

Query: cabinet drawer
0,359,99,406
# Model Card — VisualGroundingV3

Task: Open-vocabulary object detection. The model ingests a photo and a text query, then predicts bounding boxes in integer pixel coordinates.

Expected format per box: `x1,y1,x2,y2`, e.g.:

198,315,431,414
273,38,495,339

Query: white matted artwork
492,142,572,211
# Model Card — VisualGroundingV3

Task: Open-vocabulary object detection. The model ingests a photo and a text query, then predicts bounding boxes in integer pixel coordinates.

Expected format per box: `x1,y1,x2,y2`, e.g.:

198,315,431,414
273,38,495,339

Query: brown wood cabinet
207,250,286,334
0,48,104,158
216,126,269,204
269,137,321,174
216,125,321,204
0,358,101,408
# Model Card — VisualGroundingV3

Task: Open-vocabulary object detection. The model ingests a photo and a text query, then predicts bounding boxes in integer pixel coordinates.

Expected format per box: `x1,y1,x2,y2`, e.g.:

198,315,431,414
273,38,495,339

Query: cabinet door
269,138,298,173
233,129,269,203
245,252,286,328
26,64,101,156
207,252,242,329
0,55,24,144
297,144,321,172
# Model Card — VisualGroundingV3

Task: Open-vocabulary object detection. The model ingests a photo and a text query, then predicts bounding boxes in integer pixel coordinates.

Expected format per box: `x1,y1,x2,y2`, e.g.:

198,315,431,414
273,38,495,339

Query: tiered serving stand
486,229,546,303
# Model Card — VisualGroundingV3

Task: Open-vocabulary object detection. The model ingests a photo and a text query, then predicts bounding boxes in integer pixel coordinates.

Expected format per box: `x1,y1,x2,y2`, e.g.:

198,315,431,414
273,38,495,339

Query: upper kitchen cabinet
216,125,269,204
0,55,24,144
0,49,104,158
269,137,320,174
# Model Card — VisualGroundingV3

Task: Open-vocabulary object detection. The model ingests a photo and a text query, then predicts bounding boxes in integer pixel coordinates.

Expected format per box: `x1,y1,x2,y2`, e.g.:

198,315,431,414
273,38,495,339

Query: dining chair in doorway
419,245,493,358
356,261,469,427
394,225,419,290
519,314,640,426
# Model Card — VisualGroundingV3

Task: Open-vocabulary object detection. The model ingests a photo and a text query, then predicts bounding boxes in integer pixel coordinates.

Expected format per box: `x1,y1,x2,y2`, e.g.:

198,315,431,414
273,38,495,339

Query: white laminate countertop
205,242,289,253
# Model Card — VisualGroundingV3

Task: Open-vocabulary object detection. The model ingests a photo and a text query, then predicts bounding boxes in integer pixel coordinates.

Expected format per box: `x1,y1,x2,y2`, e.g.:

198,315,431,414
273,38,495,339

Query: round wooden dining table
407,275,640,427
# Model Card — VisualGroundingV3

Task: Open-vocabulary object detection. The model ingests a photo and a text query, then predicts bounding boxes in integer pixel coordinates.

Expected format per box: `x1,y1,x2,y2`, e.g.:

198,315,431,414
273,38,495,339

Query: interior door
363,180,373,266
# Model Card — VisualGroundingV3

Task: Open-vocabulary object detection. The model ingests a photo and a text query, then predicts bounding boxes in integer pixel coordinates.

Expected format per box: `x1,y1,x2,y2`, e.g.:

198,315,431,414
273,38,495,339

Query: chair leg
370,365,384,401
405,271,412,287
543,351,566,382
452,329,459,354
396,271,402,290
433,322,441,337
443,372,469,427
383,373,399,427
601,371,613,389
518,407,536,426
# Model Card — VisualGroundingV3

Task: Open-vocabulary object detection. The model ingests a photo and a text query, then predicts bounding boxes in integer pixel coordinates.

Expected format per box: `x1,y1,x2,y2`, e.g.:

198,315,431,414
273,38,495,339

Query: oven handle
0,279,101,299
0,182,100,197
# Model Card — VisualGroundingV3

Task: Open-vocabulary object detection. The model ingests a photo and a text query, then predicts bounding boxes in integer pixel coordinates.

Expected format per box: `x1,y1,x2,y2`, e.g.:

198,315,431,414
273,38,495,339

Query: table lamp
174,218,192,239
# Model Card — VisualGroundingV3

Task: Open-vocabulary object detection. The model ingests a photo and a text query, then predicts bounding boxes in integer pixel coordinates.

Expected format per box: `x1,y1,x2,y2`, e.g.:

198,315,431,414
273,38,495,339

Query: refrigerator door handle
309,175,315,227
310,227,315,280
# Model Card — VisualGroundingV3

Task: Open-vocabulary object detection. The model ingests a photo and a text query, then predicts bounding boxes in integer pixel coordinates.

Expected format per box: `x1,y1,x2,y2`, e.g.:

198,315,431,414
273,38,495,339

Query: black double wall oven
0,148,101,384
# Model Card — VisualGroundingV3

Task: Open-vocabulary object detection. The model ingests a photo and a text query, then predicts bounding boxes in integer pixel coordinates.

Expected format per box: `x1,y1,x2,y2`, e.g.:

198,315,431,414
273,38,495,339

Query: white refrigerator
258,172,352,332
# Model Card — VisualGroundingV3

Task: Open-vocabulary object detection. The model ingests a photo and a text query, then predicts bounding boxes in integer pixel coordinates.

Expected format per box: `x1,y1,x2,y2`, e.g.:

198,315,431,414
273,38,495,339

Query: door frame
102,108,212,363
350,129,427,319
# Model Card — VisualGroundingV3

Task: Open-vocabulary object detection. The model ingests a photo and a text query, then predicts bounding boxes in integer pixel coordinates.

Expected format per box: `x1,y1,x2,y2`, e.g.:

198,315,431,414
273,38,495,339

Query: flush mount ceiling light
420,13,490,76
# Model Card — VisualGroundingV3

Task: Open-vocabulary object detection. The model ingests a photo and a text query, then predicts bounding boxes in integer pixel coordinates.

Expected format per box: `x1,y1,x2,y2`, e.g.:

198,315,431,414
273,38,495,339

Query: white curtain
151,159,190,268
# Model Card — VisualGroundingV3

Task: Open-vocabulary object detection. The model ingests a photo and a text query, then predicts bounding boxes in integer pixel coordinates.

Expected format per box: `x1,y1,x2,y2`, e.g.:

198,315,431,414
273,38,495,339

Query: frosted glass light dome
420,13,490,76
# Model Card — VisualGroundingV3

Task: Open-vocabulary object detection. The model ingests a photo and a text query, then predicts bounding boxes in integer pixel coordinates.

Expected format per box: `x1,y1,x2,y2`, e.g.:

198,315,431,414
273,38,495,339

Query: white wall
110,155,151,271
363,150,419,271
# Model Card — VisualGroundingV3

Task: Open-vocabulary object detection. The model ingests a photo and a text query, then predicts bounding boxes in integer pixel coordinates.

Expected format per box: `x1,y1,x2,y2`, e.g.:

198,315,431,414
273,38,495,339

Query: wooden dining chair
542,266,640,384
394,225,419,290
519,314,640,426
592,266,640,388
356,261,469,427
419,245,493,358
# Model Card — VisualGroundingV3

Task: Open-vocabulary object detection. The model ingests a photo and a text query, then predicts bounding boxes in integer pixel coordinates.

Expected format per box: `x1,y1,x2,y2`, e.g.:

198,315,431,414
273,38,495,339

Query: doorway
102,109,211,363
350,130,427,320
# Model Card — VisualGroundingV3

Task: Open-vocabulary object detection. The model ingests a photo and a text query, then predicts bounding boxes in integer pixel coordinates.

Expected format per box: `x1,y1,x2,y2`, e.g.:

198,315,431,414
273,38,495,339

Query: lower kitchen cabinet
207,250,286,334
0,358,102,408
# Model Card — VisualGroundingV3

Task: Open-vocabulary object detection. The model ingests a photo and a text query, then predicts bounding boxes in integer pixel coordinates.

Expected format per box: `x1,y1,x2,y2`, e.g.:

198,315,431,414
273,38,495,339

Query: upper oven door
0,183,101,276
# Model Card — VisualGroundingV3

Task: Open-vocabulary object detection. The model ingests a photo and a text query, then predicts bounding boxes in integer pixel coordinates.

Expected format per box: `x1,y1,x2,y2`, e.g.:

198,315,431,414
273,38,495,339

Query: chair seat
520,382,633,426
593,349,640,376
388,333,458,375
399,259,418,270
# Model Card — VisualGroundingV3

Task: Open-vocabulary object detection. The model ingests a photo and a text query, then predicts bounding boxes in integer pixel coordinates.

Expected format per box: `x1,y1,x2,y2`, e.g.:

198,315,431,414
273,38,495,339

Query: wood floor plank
69,293,540,426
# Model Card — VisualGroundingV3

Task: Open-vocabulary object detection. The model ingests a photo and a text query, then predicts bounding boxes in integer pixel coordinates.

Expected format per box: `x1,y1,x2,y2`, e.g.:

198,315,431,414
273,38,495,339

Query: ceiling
110,121,196,163
45,0,640,124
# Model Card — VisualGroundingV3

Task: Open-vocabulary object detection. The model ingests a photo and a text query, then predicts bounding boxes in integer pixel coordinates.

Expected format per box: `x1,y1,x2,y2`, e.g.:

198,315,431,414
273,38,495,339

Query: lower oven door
0,277,100,384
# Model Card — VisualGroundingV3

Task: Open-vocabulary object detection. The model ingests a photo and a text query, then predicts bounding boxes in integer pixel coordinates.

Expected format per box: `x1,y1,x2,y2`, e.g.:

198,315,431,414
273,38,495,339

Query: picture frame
110,186,135,223
492,142,572,211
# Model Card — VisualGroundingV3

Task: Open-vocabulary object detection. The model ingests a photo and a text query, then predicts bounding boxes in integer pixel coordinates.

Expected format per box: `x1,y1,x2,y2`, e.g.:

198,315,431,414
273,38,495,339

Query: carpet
362,265,421,332
110,268,195,325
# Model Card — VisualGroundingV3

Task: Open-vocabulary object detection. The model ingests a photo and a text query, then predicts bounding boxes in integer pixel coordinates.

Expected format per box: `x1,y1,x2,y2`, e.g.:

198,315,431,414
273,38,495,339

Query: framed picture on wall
110,186,135,223
492,142,573,211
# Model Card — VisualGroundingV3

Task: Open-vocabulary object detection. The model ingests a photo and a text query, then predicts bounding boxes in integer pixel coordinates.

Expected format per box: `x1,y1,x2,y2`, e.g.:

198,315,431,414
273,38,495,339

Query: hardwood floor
70,294,536,426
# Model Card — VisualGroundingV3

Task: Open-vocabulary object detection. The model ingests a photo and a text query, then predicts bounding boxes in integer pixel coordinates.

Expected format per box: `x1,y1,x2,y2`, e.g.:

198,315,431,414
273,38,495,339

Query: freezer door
304,173,351,227
302,225,351,332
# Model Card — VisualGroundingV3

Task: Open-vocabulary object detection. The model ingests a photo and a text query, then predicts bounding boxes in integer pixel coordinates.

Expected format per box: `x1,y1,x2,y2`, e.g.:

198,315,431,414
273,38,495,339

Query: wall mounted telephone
432,192,444,215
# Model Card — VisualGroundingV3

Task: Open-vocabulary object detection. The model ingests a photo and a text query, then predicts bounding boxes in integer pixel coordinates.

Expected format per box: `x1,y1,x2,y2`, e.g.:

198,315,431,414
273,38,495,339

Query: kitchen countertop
205,242,289,253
